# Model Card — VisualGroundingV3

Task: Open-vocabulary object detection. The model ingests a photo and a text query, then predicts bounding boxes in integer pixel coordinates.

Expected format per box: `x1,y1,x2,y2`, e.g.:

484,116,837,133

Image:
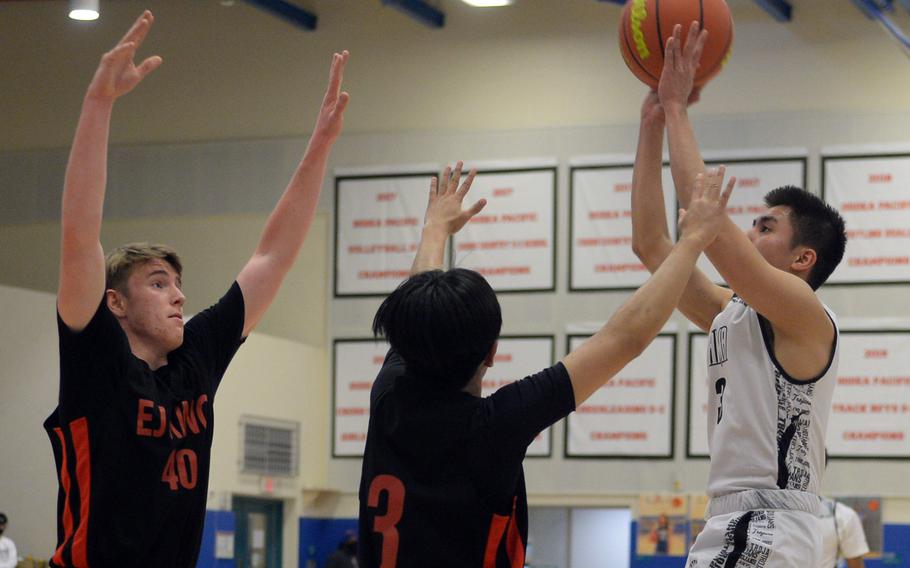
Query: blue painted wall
197,509,236,568
299,517,358,568
297,516,910,568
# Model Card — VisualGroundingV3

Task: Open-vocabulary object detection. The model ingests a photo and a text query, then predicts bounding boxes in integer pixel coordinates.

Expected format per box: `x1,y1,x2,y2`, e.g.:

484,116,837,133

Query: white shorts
685,509,821,568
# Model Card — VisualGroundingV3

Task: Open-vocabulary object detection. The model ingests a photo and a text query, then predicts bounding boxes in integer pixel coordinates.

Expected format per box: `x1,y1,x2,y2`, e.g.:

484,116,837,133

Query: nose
173,287,186,306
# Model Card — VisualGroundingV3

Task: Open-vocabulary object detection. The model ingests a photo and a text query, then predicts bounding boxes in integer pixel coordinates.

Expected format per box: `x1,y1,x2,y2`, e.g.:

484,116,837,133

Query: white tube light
461,0,514,7
69,0,100,21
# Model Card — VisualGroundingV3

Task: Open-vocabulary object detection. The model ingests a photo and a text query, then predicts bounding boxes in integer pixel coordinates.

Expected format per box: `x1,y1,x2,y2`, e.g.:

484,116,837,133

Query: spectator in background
0,513,18,568
819,497,870,568
326,531,358,568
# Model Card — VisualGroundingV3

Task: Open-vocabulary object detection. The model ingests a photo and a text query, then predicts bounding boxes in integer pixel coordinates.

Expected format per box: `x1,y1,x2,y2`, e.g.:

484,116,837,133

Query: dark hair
372,268,502,390
764,186,847,290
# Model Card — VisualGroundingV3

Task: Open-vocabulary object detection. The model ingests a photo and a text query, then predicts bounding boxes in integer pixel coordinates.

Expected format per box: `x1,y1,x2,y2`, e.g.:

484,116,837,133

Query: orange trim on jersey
51,427,74,567
482,513,509,568
483,498,525,568
504,499,524,568
70,417,92,567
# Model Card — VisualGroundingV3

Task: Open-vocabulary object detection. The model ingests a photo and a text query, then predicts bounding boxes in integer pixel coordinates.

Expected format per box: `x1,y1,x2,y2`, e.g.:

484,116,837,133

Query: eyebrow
147,269,181,287
754,215,778,225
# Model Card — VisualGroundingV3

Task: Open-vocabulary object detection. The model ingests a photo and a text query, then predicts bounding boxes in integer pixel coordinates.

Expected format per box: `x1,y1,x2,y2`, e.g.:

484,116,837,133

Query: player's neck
461,370,483,397
123,331,170,370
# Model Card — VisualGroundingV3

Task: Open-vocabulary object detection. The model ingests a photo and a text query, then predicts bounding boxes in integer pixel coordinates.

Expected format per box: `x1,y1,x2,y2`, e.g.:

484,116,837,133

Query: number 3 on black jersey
368,475,406,568
715,378,727,424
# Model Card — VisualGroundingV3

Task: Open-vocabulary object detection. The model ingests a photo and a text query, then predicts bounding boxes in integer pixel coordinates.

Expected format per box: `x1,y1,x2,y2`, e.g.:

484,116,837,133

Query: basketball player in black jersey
358,160,735,568
47,12,349,567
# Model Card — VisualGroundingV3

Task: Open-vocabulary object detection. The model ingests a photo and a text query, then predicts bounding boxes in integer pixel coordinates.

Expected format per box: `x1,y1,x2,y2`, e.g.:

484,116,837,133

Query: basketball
619,0,734,89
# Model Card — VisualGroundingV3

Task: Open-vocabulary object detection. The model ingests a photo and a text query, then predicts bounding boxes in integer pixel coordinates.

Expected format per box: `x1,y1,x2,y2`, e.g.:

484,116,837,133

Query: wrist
82,94,115,112
663,102,688,118
421,221,450,240
678,232,710,251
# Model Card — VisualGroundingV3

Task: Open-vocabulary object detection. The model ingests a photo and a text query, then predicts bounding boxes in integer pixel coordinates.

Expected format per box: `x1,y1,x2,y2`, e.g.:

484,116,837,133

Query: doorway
233,496,283,568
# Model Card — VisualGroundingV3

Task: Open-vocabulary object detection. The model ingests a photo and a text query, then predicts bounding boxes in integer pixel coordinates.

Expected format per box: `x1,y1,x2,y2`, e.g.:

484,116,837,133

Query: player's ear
791,247,816,274
107,288,128,318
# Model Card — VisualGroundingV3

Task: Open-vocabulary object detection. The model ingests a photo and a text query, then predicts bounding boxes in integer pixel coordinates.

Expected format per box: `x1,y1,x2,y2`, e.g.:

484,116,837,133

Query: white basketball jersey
705,296,839,498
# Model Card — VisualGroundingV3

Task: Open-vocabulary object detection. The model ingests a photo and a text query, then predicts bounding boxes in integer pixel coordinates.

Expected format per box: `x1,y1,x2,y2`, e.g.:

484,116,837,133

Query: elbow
631,240,647,262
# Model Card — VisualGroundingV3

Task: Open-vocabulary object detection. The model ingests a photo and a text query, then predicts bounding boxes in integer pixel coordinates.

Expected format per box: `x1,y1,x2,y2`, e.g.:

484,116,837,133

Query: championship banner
480,336,556,457
334,172,434,296
687,332,710,458
822,153,910,284
332,339,390,457
827,330,910,458
569,164,676,290
636,494,689,556
565,334,676,457
451,168,556,292
697,158,806,284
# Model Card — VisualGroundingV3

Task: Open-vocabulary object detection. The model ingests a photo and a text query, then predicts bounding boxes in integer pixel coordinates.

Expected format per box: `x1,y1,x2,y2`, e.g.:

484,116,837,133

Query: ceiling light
461,0,514,7
69,0,99,21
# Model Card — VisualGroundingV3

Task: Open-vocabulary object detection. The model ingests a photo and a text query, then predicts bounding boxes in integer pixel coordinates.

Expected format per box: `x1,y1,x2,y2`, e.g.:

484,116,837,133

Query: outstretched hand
86,11,162,103
311,50,351,145
424,161,486,236
657,21,708,111
678,166,735,248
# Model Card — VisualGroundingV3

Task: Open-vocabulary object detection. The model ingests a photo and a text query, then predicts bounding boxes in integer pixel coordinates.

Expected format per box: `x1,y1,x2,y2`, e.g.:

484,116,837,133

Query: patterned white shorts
685,509,821,568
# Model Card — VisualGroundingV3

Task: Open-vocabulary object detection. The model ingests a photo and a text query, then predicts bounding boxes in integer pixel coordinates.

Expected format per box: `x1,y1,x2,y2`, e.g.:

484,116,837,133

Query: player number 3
368,474,406,568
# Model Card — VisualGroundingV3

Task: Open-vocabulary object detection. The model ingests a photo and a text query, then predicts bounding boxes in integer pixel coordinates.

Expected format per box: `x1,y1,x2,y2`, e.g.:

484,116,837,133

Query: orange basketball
619,0,734,89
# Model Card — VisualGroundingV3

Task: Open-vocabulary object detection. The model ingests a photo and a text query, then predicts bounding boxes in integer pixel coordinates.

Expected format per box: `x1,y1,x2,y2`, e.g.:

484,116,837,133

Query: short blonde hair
105,242,183,294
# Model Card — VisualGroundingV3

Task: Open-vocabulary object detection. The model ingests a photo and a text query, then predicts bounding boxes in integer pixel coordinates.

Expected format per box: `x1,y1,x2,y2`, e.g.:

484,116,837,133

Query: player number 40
162,449,198,490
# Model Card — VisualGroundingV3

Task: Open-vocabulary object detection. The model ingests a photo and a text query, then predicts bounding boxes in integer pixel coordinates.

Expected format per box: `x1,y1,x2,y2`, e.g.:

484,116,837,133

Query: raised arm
565,168,734,406
236,51,350,337
410,162,486,274
58,11,162,331
659,22,833,368
630,93,732,331
659,22,708,209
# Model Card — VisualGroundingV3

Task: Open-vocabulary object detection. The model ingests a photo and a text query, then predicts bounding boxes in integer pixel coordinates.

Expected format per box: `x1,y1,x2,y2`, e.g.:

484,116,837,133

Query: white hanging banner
697,158,806,284
334,173,433,296
452,168,556,291
565,334,676,457
823,154,910,284
687,333,710,458
827,330,910,458
570,165,677,290
333,339,390,457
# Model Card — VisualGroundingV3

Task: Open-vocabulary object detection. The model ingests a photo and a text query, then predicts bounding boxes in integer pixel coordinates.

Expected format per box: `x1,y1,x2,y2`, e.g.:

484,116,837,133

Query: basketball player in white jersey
631,23,848,567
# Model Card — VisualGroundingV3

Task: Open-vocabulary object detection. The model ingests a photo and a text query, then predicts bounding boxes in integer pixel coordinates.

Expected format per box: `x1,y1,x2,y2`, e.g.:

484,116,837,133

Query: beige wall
2,1,910,153
0,213,328,346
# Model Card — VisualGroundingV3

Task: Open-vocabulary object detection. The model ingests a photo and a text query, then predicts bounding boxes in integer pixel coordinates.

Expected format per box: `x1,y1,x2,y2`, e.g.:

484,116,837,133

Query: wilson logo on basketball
630,0,650,60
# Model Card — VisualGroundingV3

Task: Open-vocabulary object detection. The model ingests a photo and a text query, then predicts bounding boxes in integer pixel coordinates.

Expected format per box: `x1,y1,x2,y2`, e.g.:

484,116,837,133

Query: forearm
410,223,448,274
61,97,114,245
605,235,703,347
631,118,673,266
252,139,332,268
664,104,706,208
